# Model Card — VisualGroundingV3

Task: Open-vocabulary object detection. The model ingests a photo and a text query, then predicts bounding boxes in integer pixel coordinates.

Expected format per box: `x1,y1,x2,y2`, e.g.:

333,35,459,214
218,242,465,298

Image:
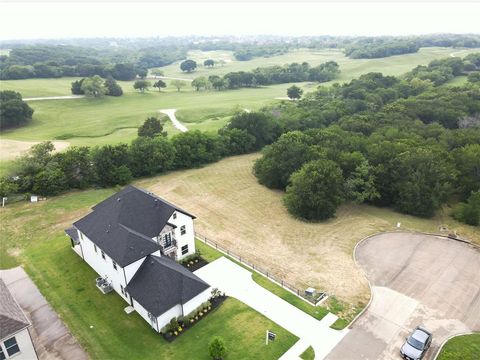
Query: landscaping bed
180,252,209,272
162,291,227,342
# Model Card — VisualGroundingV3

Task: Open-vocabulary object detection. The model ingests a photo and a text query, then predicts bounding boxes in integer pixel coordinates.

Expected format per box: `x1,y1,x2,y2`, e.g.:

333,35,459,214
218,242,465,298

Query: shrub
209,336,227,360
452,191,480,226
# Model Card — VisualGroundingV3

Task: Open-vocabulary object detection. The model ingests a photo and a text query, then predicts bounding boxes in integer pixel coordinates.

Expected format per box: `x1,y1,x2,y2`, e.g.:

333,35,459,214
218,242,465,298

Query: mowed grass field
156,47,480,82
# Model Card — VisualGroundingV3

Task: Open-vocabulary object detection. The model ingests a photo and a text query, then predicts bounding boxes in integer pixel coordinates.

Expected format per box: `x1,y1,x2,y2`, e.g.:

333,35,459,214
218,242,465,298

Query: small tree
287,85,303,100
138,117,166,137
81,75,107,98
71,79,85,95
209,336,227,360
204,59,215,67
105,76,123,96
153,79,167,92
180,59,197,73
136,68,148,79
191,77,209,91
171,80,187,92
133,80,151,93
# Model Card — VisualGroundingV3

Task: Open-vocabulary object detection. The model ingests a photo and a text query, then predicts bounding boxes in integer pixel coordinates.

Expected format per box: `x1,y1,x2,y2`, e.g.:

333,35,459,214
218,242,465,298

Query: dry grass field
138,154,480,306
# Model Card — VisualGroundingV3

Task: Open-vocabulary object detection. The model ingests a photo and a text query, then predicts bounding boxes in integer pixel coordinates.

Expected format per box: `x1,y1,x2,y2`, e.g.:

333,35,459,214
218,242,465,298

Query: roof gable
126,255,210,317
73,186,196,267
0,280,30,340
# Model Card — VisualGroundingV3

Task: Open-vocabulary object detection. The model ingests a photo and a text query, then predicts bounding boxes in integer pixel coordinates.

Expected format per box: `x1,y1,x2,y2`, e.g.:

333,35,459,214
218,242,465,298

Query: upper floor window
181,244,189,255
4,337,20,357
172,212,177,220
164,233,172,247
112,261,117,270
180,225,186,235
101,250,106,260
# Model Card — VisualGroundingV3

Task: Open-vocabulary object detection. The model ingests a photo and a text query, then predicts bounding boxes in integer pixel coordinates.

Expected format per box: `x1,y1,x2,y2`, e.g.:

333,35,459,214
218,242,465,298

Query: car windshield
407,335,425,350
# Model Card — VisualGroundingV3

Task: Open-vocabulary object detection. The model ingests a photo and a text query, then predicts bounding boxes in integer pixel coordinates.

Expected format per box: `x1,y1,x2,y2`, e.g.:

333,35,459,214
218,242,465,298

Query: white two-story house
65,185,211,332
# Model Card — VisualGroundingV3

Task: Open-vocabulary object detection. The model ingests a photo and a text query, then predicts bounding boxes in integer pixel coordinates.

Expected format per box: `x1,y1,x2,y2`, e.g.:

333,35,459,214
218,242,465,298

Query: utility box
305,287,316,297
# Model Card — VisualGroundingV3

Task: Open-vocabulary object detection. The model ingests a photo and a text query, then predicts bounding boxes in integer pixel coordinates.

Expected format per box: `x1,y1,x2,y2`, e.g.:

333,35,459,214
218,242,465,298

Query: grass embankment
0,190,298,359
300,346,315,360
437,333,480,360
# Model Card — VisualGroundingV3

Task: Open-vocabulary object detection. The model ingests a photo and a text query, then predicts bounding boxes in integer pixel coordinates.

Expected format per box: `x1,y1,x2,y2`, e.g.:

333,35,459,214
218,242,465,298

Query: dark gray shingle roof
0,279,30,340
73,186,195,267
64,227,78,241
126,255,210,317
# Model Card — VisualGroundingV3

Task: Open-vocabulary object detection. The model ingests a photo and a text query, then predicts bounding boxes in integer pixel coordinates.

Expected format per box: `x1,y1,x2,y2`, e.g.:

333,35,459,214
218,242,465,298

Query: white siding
124,258,145,284
167,211,195,260
182,288,212,316
131,299,182,332
0,328,37,360
77,231,130,303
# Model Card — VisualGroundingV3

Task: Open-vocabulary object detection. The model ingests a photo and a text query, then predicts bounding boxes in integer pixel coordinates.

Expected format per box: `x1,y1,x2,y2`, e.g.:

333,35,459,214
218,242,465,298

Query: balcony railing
160,238,177,255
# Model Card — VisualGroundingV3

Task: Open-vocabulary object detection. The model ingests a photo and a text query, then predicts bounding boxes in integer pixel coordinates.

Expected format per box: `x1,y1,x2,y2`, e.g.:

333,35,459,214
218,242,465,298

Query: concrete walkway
194,257,348,359
0,267,88,360
24,95,85,101
159,108,188,132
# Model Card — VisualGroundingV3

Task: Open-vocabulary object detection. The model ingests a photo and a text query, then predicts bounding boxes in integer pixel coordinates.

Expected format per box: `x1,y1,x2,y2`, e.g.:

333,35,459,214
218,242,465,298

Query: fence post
253,264,255,270
281,280,283,287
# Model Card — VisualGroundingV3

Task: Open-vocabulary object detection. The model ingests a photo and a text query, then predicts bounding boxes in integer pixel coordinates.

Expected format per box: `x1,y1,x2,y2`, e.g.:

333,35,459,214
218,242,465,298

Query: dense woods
0,45,186,80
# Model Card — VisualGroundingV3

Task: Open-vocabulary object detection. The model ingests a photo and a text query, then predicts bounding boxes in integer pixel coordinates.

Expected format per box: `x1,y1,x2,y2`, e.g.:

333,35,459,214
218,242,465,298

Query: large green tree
180,59,197,73
137,117,166,137
253,131,316,189
0,91,34,129
227,112,282,149
393,148,456,217
284,159,345,220
133,80,151,93
81,75,107,97
128,137,175,176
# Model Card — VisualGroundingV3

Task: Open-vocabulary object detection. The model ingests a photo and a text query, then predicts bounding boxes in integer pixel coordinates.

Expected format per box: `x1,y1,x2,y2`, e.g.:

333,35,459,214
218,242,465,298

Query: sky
0,1,479,41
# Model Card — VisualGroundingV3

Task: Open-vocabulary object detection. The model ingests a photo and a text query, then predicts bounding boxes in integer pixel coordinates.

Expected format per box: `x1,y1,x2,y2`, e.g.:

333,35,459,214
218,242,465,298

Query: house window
94,244,97,253
112,261,117,270
180,225,186,235
172,212,177,220
164,233,172,247
4,337,20,357
181,245,189,255
120,285,124,295
0,347,5,360
101,250,106,260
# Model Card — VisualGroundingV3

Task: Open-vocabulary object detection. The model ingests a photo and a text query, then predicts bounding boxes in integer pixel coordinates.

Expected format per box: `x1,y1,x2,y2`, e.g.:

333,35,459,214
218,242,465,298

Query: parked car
400,326,432,360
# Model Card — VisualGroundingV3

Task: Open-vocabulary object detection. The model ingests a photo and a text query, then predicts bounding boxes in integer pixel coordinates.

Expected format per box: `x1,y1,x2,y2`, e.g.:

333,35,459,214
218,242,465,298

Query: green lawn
437,333,480,360
0,189,298,359
300,346,315,360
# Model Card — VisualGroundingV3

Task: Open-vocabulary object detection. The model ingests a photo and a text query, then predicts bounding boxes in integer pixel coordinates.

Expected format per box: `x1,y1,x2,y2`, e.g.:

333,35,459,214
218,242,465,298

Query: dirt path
0,267,88,360
159,109,188,132
0,139,70,161
24,95,85,101
149,76,193,82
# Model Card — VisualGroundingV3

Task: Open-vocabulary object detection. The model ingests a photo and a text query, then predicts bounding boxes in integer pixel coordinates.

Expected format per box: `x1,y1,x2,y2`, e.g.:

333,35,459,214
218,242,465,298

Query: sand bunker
0,139,70,161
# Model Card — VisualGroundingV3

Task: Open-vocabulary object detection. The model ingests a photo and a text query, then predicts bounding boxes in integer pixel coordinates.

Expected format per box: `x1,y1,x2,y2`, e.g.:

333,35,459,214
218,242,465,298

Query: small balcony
96,277,113,294
160,238,177,257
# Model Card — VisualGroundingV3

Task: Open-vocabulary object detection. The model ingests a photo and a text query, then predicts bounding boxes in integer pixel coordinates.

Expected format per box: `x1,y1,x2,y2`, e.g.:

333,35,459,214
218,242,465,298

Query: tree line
0,45,186,80
189,61,340,91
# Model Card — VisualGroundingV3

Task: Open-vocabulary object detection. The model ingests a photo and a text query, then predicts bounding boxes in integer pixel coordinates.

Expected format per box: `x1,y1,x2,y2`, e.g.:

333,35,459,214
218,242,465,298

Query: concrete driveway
327,233,480,360
195,257,348,359
0,267,88,360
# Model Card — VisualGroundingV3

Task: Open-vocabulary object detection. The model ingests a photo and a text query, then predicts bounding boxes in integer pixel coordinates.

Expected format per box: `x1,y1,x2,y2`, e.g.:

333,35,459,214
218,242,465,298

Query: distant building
0,279,38,360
